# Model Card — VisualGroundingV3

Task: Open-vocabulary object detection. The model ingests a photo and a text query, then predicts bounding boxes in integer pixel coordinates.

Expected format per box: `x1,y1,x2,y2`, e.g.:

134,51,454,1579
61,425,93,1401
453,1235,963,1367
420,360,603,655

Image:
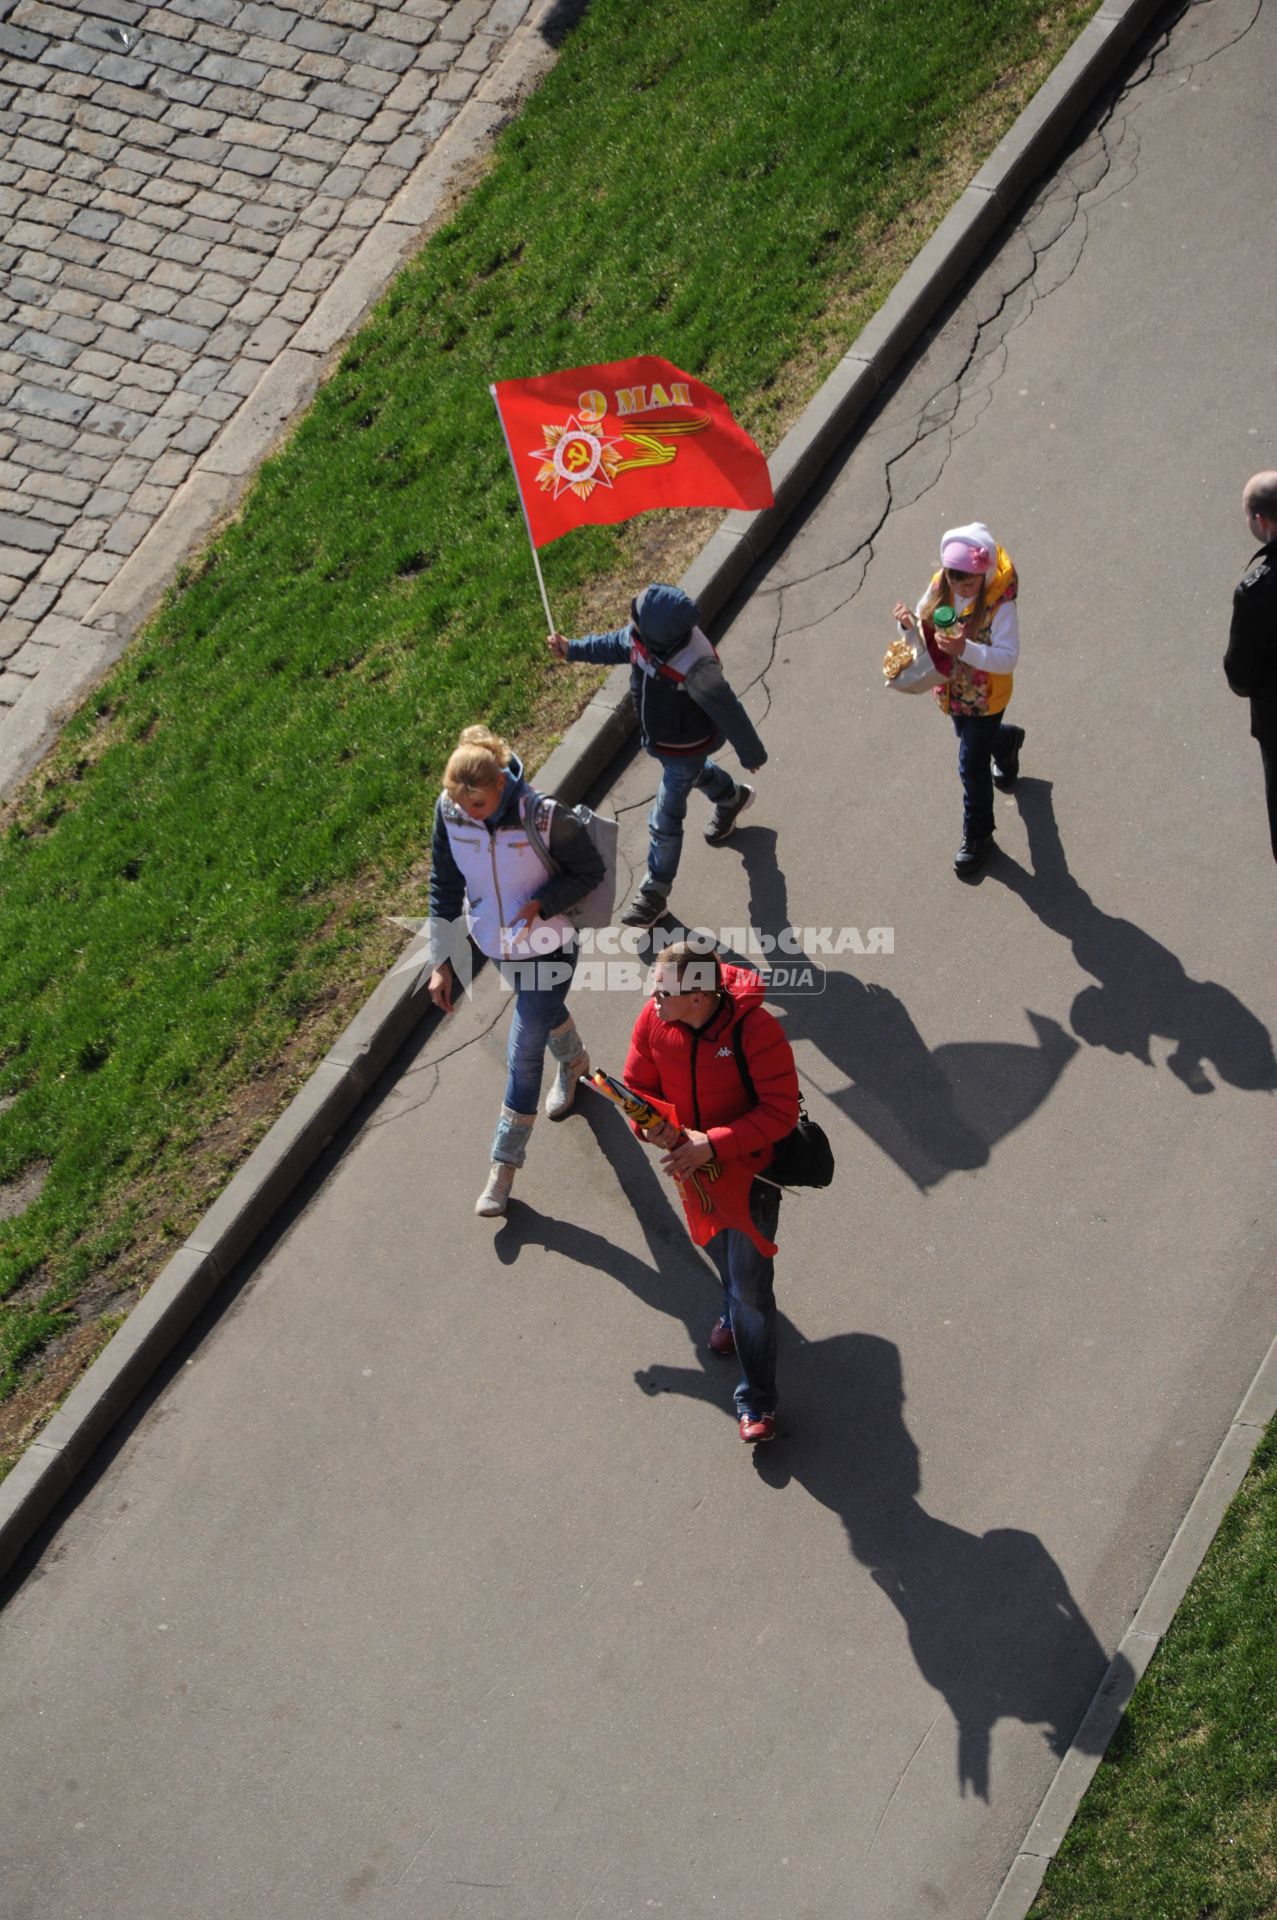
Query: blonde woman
892,521,1024,878
427,727,604,1216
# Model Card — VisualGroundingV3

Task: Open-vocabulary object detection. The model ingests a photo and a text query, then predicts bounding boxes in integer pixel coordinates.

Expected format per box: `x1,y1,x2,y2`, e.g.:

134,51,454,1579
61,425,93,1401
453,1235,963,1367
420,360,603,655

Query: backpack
521,794,619,931
730,1013,835,1190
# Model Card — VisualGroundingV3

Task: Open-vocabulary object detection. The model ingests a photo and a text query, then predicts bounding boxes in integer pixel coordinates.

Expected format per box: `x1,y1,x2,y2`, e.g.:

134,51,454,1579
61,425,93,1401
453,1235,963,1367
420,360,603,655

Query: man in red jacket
624,943,800,1443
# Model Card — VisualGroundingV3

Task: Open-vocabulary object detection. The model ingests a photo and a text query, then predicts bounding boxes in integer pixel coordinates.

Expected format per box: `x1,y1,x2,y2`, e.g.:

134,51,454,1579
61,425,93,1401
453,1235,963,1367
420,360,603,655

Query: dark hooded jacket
565,583,767,766
1224,538,1277,738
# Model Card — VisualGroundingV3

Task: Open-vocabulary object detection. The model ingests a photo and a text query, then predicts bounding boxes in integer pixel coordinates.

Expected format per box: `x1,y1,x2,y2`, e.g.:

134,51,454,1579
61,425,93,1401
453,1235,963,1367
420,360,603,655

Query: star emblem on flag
530,413,624,503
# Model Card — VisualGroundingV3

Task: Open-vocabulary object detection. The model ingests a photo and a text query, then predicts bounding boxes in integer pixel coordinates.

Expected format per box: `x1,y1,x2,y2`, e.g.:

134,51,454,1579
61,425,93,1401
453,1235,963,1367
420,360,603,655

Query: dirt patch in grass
0,1163,48,1225
0,1319,116,1470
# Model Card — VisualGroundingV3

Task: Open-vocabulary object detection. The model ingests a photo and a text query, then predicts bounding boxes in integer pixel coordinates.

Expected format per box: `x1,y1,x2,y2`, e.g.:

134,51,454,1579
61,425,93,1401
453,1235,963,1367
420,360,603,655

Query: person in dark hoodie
547,583,766,926
623,942,799,1444
427,725,605,1217
1223,472,1277,864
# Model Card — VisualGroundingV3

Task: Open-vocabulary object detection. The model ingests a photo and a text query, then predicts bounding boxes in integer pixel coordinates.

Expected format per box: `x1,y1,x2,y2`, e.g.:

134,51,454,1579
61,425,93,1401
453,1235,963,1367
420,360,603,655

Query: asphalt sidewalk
2,2,1276,1917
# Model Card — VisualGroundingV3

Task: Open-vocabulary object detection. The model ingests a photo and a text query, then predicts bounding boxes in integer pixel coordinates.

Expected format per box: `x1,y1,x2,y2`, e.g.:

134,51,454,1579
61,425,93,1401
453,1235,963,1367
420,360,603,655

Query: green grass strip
0,0,1099,1403
1030,1424,1277,1920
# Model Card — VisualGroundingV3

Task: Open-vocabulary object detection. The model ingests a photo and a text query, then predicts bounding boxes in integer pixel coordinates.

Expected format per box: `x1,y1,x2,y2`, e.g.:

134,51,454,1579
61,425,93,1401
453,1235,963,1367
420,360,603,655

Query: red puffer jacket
623,965,799,1172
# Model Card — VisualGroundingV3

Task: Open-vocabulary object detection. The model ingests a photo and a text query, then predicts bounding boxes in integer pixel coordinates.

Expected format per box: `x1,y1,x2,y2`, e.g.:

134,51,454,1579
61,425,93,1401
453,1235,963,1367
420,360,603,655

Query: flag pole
490,384,554,634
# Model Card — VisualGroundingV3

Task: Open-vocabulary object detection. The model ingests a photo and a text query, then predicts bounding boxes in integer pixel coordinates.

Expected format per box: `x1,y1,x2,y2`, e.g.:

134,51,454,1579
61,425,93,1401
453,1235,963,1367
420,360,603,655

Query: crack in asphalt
362,0,1261,1138
763,0,1260,645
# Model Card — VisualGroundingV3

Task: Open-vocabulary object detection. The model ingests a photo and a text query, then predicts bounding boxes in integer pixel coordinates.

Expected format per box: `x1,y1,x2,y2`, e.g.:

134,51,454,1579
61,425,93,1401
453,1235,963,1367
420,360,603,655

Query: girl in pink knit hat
892,521,1024,877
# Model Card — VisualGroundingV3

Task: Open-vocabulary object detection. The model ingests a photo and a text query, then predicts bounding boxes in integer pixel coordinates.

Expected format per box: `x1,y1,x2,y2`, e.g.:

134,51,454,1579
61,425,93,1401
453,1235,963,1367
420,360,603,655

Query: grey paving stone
436,0,486,38
83,485,130,520
258,63,309,99
342,29,415,70
73,547,122,582
171,293,228,328
0,508,59,552
82,400,148,440
91,51,157,88
151,68,215,106
434,64,477,102
13,330,80,370
0,23,49,60
0,544,42,579
343,60,397,96
372,6,439,44
308,78,381,116
225,144,280,176
47,576,98,618
77,0,148,24
12,382,91,426
100,507,153,552
136,33,206,75
286,17,349,55
10,580,59,620
238,3,299,35
241,34,303,71
292,49,343,83
257,93,316,129
271,155,327,190
20,468,92,508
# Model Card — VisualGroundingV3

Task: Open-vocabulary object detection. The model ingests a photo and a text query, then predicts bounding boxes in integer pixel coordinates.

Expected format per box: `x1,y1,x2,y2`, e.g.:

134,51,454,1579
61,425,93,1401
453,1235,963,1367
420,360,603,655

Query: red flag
491,355,773,549
585,1069,777,1257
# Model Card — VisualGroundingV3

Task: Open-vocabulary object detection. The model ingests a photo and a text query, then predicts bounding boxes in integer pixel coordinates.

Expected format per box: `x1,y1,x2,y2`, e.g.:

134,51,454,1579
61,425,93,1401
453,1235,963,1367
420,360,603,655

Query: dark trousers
951,709,1018,840
1259,735,1277,865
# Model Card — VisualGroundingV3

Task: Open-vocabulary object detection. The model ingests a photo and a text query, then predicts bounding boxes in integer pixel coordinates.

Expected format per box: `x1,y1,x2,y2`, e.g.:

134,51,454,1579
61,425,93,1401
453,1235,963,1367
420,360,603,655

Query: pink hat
940,522,995,575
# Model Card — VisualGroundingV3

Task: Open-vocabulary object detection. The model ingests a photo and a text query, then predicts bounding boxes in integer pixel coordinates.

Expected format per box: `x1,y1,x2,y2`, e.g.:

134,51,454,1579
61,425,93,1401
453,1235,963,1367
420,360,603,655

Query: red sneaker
738,1412,776,1444
708,1316,735,1356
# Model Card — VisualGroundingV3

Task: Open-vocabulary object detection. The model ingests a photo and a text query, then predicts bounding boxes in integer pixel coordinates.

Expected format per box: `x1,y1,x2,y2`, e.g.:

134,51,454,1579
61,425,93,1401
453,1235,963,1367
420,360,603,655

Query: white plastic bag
885,620,952,695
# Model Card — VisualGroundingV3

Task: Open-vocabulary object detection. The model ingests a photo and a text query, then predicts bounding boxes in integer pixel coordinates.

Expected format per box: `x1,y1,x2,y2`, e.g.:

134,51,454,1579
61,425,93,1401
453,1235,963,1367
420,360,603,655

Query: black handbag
730,1018,835,1190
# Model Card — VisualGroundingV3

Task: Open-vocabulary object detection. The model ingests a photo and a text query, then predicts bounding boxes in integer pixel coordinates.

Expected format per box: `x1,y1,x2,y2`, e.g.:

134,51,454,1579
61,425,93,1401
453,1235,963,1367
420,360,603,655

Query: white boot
477,1106,535,1216
545,1017,590,1120
475,1162,517,1217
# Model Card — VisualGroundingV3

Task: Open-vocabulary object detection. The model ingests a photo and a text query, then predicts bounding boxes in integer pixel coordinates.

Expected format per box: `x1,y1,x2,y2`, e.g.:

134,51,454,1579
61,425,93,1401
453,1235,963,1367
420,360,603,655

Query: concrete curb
985,1327,1277,1920
0,0,1174,1618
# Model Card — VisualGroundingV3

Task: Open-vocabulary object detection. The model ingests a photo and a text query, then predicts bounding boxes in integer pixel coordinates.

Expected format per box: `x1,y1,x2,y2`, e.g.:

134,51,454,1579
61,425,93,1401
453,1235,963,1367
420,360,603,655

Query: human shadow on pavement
491,1092,722,1346
728,827,1079,1189
642,1328,1124,1803
995,781,1277,1095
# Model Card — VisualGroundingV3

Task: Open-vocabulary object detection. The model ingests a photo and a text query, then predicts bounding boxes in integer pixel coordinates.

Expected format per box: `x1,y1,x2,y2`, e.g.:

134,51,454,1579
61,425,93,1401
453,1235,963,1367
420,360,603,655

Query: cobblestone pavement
0,0,550,791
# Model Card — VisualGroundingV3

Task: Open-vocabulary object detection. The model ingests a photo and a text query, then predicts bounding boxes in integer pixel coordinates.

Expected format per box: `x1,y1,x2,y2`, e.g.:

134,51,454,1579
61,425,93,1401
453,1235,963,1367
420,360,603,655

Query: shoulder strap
730,1004,805,1120
518,792,560,878
729,1011,758,1104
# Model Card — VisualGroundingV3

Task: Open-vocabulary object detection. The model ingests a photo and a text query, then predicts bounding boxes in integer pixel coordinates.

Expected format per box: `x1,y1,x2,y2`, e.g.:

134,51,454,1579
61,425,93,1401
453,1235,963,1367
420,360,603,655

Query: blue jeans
497,941,578,1113
707,1179,781,1418
951,709,1016,840
646,751,739,894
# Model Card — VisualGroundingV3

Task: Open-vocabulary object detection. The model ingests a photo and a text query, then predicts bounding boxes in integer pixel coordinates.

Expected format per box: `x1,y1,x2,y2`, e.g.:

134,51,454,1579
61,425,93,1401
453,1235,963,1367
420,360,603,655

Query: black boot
953,833,994,878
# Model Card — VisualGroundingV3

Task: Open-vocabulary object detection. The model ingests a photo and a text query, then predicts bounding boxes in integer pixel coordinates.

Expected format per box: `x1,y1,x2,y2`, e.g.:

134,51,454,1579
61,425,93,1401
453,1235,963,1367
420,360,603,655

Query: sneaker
953,833,994,878
475,1162,516,1216
708,1316,735,1356
704,783,755,846
620,884,668,929
992,725,1025,792
545,1051,589,1120
738,1411,776,1444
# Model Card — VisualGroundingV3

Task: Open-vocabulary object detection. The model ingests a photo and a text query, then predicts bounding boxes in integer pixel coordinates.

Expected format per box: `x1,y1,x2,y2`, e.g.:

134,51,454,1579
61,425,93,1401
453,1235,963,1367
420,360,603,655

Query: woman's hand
644,1119,682,1150
932,623,965,655
428,962,455,1013
892,602,916,633
660,1129,715,1180
508,899,542,933
546,632,570,660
